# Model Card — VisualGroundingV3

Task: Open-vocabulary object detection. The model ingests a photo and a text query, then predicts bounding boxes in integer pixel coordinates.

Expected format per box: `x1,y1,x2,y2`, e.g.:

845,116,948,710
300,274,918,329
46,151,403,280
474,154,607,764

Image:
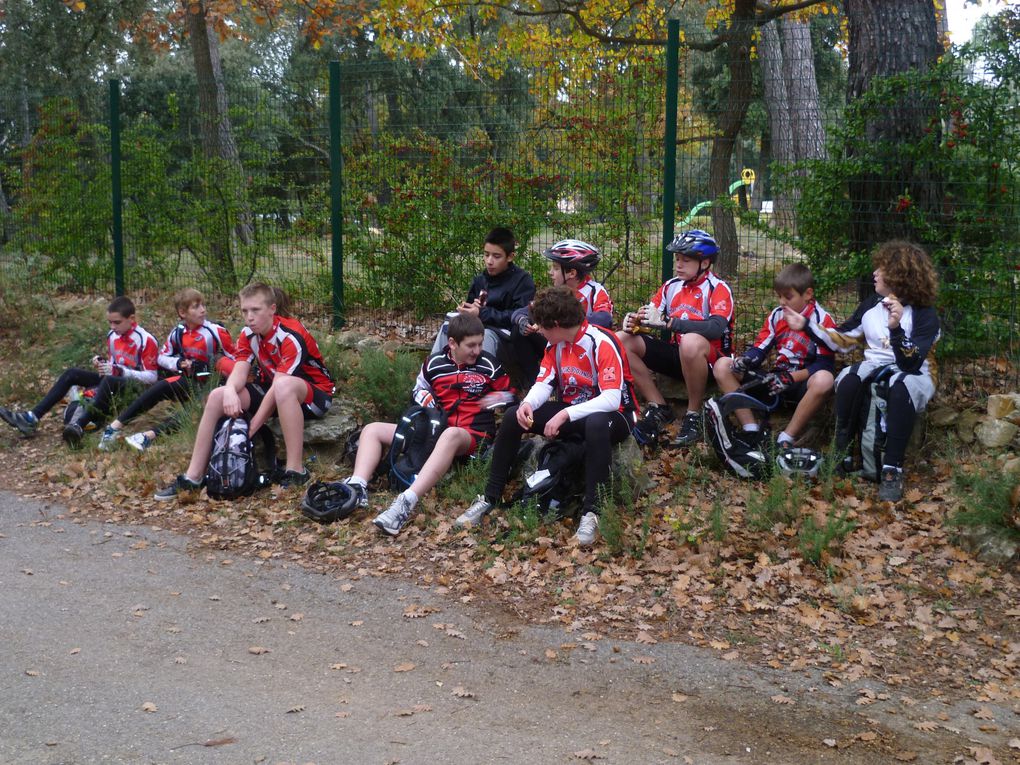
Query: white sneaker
575,512,599,547
125,432,153,452
343,478,369,508
97,426,122,451
455,495,493,528
373,493,415,537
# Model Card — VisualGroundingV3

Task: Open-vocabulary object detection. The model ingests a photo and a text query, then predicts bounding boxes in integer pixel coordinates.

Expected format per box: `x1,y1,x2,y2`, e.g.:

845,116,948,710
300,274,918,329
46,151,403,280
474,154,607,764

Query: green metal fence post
660,19,680,283
329,61,345,329
109,79,125,296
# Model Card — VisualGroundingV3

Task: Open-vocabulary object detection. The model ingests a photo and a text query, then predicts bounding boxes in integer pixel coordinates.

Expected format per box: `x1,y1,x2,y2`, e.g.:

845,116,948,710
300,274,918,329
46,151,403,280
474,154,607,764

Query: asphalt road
0,490,993,765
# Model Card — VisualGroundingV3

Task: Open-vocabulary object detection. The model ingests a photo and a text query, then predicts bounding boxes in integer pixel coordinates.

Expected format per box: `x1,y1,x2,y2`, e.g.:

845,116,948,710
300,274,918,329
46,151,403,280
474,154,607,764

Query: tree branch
755,0,827,24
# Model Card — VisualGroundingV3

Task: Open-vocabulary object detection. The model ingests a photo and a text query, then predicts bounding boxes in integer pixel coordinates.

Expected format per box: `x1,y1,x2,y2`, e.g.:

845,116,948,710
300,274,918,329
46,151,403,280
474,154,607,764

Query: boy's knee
807,371,834,392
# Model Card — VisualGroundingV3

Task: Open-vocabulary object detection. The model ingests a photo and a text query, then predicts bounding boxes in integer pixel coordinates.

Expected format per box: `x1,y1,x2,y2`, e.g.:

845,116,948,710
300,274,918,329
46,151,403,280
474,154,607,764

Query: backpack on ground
516,437,587,519
853,366,896,482
204,416,277,500
704,392,772,480
387,405,448,491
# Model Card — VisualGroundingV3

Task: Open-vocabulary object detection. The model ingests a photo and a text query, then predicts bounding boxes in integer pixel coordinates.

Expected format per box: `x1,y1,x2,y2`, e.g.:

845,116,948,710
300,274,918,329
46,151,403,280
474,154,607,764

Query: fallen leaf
248,646,270,655
771,695,794,705
286,705,305,714
452,686,475,699
858,731,878,742
573,750,603,760
671,693,689,703
913,720,939,732
1008,739,1020,750
202,737,236,747
141,702,158,712
335,711,351,719
822,738,837,747
393,662,416,673
632,656,656,665
893,752,917,762
973,706,994,720
25,670,39,677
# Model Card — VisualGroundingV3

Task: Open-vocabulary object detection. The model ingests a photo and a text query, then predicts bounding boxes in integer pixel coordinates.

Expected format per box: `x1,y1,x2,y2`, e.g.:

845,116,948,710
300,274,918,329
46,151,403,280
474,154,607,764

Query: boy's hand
222,387,243,418
517,402,535,430
458,300,481,318
882,294,903,329
543,408,569,438
765,368,794,395
621,312,639,333
731,356,750,377
97,361,122,376
782,305,807,330
641,309,669,330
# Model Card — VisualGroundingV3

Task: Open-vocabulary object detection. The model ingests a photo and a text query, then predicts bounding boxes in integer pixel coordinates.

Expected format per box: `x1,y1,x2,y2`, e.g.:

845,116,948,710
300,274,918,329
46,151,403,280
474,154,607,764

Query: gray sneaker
878,466,904,502
373,493,415,537
455,495,494,528
98,426,122,451
125,432,153,452
575,511,599,547
0,407,38,436
154,474,202,502
344,478,369,508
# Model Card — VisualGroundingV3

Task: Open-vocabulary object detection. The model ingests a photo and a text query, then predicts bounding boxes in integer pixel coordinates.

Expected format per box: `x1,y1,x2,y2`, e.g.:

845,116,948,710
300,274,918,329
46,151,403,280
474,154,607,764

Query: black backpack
387,405,448,491
846,364,896,482
204,416,277,500
704,392,772,480
517,437,587,519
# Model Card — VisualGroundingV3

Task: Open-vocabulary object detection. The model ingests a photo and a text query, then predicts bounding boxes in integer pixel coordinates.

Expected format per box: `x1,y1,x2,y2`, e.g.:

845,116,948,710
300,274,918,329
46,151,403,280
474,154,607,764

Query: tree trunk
751,130,769,212
187,0,252,288
0,171,10,244
708,0,756,277
782,17,827,161
845,0,943,296
759,19,797,230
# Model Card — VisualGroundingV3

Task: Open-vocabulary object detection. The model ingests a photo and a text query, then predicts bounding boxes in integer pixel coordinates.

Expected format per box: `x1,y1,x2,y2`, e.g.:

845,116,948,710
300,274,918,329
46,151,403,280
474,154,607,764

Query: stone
987,394,1017,420
356,336,383,351
975,418,1018,450
335,330,369,349
267,400,360,463
1001,456,1020,476
956,525,1019,567
956,410,982,444
927,406,959,428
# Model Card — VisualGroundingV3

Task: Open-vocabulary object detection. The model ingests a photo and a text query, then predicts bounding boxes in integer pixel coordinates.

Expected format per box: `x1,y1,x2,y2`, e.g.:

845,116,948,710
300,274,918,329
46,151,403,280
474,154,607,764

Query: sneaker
154,474,203,502
125,432,153,452
373,493,415,537
633,403,675,445
97,426,122,451
0,407,38,436
278,469,311,488
671,411,703,447
455,495,494,528
878,466,904,502
62,423,84,447
575,511,599,547
343,478,369,508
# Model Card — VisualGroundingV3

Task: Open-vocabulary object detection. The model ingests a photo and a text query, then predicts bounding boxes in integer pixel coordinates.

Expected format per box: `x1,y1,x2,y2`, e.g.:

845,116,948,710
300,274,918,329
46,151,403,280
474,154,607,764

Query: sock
742,423,760,432
881,464,902,474
777,431,794,445
402,489,419,507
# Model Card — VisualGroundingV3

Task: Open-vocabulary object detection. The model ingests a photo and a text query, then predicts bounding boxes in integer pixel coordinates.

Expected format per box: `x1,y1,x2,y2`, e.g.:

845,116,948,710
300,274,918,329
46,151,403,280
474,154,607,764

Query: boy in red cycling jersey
455,285,637,547
336,314,512,536
0,296,159,446
619,230,734,448
97,288,235,451
510,239,614,383
154,283,334,500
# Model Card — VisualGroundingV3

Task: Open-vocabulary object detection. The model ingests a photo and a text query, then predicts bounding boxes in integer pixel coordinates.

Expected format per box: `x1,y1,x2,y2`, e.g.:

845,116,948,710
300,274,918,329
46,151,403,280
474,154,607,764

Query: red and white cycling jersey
747,301,836,371
533,322,637,419
575,276,613,317
648,271,734,358
236,316,334,396
158,320,235,372
413,349,512,440
106,323,159,373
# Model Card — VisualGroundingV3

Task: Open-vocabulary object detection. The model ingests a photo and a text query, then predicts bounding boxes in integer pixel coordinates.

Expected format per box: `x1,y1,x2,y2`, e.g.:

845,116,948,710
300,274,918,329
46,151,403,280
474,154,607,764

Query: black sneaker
62,423,84,447
278,469,311,488
671,411,703,447
154,474,203,502
878,466,904,502
633,403,675,445
0,407,38,436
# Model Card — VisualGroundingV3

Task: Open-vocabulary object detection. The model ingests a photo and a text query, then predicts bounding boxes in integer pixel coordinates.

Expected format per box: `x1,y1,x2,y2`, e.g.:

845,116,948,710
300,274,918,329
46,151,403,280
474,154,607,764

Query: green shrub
348,347,422,421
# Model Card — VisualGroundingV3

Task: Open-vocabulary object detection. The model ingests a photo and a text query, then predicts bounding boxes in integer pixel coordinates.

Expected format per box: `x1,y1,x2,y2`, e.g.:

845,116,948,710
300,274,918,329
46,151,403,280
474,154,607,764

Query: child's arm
889,304,939,373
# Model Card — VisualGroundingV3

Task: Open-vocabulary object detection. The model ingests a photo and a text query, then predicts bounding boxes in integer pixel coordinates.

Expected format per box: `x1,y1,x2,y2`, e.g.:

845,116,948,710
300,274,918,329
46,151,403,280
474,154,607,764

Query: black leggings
32,368,135,426
116,377,197,432
834,374,916,468
484,401,632,514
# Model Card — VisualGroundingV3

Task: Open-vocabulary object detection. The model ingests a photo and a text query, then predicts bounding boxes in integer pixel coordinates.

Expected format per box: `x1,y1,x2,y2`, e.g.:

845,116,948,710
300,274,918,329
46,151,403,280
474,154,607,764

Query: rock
987,394,1017,420
928,406,959,428
1001,456,1020,477
956,525,1019,566
334,330,369,349
267,400,360,462
975,418,1018,450
655,374,689,402
356,336,383,351
956,410,982,444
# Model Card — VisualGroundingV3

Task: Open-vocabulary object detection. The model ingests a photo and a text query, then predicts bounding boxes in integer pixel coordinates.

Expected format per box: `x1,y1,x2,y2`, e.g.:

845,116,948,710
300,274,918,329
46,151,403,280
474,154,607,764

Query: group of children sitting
0,227,941,547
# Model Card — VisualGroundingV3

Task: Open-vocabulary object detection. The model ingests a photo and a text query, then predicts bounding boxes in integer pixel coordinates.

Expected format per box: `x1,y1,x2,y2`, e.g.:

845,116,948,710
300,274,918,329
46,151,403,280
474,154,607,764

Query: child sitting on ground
431,226,536,359
713,263,836,449
795,240,940,502
510,238,614,384
98,288,235,451
338,314,512,537
0,296,159,446
618,230,734,447
455,285,637,548
154,283,334,499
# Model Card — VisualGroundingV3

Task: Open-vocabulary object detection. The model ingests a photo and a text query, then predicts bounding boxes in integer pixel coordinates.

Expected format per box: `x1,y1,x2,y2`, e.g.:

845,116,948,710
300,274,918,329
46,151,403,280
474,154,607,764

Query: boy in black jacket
431,227,536,359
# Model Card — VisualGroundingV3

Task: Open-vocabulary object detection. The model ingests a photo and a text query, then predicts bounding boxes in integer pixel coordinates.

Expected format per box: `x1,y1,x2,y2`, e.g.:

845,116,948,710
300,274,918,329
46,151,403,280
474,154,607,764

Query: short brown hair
448,313,484,343
239,282,275,306
873,240,938,307
773,263,814,295
107,296,135,318
531,286,584,329
174,288,203,315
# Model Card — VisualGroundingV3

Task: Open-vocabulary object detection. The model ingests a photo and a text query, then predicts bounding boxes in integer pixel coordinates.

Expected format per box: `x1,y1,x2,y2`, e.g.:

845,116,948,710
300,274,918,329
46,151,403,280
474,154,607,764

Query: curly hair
531,285,585,329
872,240,938,307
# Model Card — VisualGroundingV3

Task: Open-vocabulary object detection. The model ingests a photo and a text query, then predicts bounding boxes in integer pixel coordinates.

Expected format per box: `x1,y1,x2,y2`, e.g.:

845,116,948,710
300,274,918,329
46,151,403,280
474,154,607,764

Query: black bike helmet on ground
543,239,602,274
301,481,359,524
704,391,771,480
665,229,719,262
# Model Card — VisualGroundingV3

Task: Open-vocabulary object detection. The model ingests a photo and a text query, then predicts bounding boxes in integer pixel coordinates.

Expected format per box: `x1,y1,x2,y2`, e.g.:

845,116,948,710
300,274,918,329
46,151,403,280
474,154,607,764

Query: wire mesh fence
0,30,1016,389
